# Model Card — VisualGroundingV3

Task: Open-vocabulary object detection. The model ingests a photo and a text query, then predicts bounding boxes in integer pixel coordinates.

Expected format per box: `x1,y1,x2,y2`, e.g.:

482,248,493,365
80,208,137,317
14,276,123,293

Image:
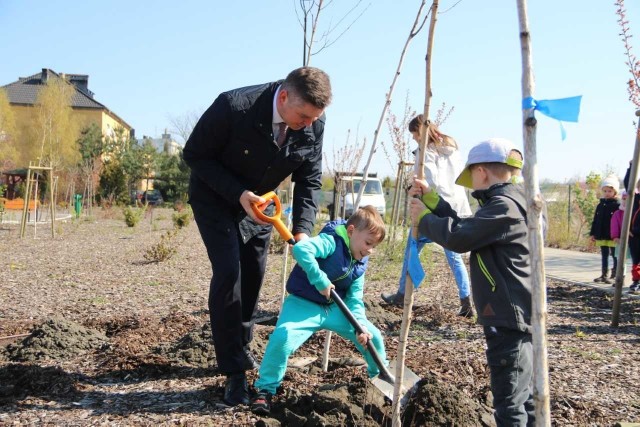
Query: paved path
544,247,637,296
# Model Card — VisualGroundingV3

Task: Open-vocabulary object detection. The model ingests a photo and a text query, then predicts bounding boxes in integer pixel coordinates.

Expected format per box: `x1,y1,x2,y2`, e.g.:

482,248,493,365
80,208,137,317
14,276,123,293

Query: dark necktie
277,122,288,146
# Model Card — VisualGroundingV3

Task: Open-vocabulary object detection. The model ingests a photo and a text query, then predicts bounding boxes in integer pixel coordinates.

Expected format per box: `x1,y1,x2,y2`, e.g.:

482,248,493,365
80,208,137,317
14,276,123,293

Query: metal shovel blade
371,359,421,403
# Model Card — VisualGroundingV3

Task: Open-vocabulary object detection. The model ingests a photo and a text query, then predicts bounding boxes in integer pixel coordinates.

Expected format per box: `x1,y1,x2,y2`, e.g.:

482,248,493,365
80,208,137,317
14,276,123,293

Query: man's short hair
346,205,386,242
282,67,332,109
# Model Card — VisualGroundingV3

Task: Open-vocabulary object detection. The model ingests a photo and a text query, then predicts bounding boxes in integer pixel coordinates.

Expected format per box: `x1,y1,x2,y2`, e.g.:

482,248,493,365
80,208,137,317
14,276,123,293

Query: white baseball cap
455,138,524,188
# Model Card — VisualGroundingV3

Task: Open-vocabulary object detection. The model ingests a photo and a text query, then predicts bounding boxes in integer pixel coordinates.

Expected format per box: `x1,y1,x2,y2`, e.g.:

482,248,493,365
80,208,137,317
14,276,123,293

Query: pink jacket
611,209,624,240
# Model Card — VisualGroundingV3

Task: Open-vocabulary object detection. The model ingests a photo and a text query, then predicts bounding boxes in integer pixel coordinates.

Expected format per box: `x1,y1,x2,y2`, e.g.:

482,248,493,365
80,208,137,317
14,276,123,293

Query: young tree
153,151,190,202
168,110,201,144
0,88,18,170
33,77,79,169
296,0,370,66
77,123,104,212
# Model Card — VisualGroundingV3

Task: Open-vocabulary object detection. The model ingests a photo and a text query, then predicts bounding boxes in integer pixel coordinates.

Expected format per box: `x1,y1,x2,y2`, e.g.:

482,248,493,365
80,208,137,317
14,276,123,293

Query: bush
144,229,179,262
122,205,145,227
172,208,192,229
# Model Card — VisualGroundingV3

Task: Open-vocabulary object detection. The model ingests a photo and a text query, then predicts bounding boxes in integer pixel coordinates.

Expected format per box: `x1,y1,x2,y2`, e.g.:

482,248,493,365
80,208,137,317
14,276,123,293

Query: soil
1,208,639,426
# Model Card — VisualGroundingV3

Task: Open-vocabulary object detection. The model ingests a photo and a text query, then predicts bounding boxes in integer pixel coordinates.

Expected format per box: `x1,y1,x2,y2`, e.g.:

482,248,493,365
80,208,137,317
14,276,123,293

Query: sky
1,0,639,183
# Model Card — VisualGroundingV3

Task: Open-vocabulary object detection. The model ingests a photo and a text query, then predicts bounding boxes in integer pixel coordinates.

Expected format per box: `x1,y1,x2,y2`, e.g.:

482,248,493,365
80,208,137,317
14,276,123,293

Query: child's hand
590,235,595,242
614,238,620,244
357,329,372,346
319,283,335,300
408,177,430,198
410,198,429,225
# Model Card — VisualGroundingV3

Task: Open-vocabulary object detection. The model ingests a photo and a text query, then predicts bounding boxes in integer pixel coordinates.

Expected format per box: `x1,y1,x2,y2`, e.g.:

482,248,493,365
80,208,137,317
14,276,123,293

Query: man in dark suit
183,67,331,406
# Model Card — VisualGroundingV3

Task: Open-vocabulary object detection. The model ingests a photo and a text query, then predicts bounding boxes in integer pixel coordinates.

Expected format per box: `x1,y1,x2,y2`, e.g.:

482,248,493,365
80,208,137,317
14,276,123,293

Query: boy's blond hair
346,205,386,242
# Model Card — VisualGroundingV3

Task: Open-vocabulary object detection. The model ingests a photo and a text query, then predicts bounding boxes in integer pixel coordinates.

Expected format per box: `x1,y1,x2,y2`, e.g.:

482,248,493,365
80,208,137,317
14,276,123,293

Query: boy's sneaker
630,281,639,293
251,390,272,416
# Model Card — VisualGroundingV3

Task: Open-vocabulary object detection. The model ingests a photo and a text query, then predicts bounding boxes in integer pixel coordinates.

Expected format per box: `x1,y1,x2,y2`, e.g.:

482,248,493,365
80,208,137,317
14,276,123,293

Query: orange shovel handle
250,191,295,244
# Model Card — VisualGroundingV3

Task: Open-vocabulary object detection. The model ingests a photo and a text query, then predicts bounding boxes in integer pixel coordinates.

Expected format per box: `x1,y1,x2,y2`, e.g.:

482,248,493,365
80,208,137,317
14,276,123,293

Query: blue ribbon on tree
522,95,582,140
407,233,426,288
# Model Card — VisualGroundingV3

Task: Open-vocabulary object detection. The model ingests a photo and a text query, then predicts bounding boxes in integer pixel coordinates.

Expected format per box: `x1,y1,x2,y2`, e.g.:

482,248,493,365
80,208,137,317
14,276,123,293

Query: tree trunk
516,1,551,424
392,3,437,426
353,0,429,213
612,113,640,325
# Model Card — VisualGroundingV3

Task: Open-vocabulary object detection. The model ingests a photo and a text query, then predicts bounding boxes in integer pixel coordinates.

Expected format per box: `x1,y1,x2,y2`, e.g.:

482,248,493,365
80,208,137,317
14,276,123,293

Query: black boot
594,270,608,283
243,347,260,370
223,373,249,406
457,297,474,318
381,291,404,306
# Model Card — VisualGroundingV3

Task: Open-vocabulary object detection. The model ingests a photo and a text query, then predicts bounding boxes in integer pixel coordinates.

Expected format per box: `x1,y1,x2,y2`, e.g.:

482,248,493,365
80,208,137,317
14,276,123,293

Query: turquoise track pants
254,295,388,394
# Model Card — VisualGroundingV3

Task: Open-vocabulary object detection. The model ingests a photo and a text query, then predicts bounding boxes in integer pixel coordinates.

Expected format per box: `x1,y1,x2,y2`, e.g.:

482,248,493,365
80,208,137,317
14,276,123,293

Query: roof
2,68,132,129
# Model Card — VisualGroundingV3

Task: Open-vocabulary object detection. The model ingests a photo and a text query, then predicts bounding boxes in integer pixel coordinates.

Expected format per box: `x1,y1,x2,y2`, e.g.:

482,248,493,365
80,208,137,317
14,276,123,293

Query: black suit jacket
183,81,324,240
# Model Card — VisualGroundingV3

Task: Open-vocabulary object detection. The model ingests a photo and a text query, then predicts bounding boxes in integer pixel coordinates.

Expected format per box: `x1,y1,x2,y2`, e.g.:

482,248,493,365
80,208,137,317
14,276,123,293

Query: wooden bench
0,198,39,210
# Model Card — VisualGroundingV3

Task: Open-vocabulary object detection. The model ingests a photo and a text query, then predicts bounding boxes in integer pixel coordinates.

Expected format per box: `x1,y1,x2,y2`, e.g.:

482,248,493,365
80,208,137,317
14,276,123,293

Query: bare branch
439,0,463,14
313,3,371,54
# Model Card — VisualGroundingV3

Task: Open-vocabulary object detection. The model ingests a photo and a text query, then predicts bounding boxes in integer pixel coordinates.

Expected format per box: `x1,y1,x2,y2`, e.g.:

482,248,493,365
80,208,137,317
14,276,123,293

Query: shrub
123,205,145,227
144,228,179,262
172,208,192,229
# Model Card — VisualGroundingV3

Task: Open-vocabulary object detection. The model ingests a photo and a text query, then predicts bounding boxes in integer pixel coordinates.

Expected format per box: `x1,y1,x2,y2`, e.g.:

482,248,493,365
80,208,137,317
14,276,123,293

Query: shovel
329,288,420,403
250,191,295,245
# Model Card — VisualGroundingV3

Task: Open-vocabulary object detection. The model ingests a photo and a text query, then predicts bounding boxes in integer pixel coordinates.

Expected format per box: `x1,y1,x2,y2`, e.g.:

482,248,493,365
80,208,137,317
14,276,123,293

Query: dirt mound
155,323,216,367
402,373,495,426
3,317,108,362
263,377,389,426
154,323,268,368
364,296,401,327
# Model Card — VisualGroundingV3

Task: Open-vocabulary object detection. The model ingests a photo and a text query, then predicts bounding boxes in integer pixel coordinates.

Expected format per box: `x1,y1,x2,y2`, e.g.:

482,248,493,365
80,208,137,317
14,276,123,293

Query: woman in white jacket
382,115,474,317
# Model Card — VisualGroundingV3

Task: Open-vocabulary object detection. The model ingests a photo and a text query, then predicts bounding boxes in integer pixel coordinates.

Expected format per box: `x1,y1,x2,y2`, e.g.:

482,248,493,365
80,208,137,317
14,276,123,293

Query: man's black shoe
251,390,272,416
223,373,249,406
243,347,261,370
381,291,404,306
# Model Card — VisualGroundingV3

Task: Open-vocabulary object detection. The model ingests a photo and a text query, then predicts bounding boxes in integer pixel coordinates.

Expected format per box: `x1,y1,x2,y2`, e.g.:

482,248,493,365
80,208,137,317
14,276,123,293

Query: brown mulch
1,208,639,426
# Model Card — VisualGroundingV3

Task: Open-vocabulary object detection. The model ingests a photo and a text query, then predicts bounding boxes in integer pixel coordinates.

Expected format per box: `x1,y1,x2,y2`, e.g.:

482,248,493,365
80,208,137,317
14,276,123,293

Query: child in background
251,205,388,416
409,138,534,425
610,189,626,258
623,164,640,293
590,176,621,285
381,115,474,318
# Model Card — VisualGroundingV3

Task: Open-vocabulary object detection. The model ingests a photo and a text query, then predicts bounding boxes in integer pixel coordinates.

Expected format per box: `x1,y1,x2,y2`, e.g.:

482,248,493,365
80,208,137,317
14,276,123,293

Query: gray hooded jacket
419,183,532,333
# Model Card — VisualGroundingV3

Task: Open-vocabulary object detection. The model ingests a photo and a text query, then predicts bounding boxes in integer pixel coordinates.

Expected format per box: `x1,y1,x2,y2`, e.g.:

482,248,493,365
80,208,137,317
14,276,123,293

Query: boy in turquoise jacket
251,205,388,415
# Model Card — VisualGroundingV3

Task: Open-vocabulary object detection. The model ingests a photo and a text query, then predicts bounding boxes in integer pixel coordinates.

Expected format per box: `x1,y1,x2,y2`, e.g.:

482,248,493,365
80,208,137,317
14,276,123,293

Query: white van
339,175,386,218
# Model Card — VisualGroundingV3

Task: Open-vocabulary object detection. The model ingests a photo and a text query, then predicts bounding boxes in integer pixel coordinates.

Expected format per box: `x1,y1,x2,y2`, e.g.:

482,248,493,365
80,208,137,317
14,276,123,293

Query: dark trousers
193,208,272,375
484,326,535,427
600,246,617,273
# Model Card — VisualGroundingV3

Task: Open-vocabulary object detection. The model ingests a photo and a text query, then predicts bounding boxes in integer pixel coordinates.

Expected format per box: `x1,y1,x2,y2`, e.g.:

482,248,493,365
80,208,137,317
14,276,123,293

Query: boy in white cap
589,175,620,285
409,138,534,426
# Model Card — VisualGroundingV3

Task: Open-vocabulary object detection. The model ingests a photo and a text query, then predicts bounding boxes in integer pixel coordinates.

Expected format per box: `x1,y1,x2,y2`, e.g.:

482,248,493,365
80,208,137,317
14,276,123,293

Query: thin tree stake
516,1,551,424
392,3,438,426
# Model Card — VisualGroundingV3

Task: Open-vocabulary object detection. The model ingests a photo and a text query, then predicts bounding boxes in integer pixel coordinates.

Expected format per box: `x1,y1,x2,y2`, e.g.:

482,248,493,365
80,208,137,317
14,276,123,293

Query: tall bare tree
392,2,438,424
352,0,430,216
295,0,370,66
168,110,202,144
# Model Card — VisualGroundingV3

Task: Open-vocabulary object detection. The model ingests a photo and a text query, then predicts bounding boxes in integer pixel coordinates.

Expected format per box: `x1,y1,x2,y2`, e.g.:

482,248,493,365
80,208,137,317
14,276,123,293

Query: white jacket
414,145,472,217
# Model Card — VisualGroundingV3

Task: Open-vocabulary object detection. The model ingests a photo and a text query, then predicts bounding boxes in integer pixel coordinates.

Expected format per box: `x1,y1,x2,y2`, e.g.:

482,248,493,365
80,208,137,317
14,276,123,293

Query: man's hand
319,283,335,300
357,329,372,346
239,190,269,225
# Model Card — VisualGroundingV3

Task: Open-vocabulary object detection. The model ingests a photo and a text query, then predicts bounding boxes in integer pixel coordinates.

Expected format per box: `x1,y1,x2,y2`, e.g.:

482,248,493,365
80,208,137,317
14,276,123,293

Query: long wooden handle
329,289,394,383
